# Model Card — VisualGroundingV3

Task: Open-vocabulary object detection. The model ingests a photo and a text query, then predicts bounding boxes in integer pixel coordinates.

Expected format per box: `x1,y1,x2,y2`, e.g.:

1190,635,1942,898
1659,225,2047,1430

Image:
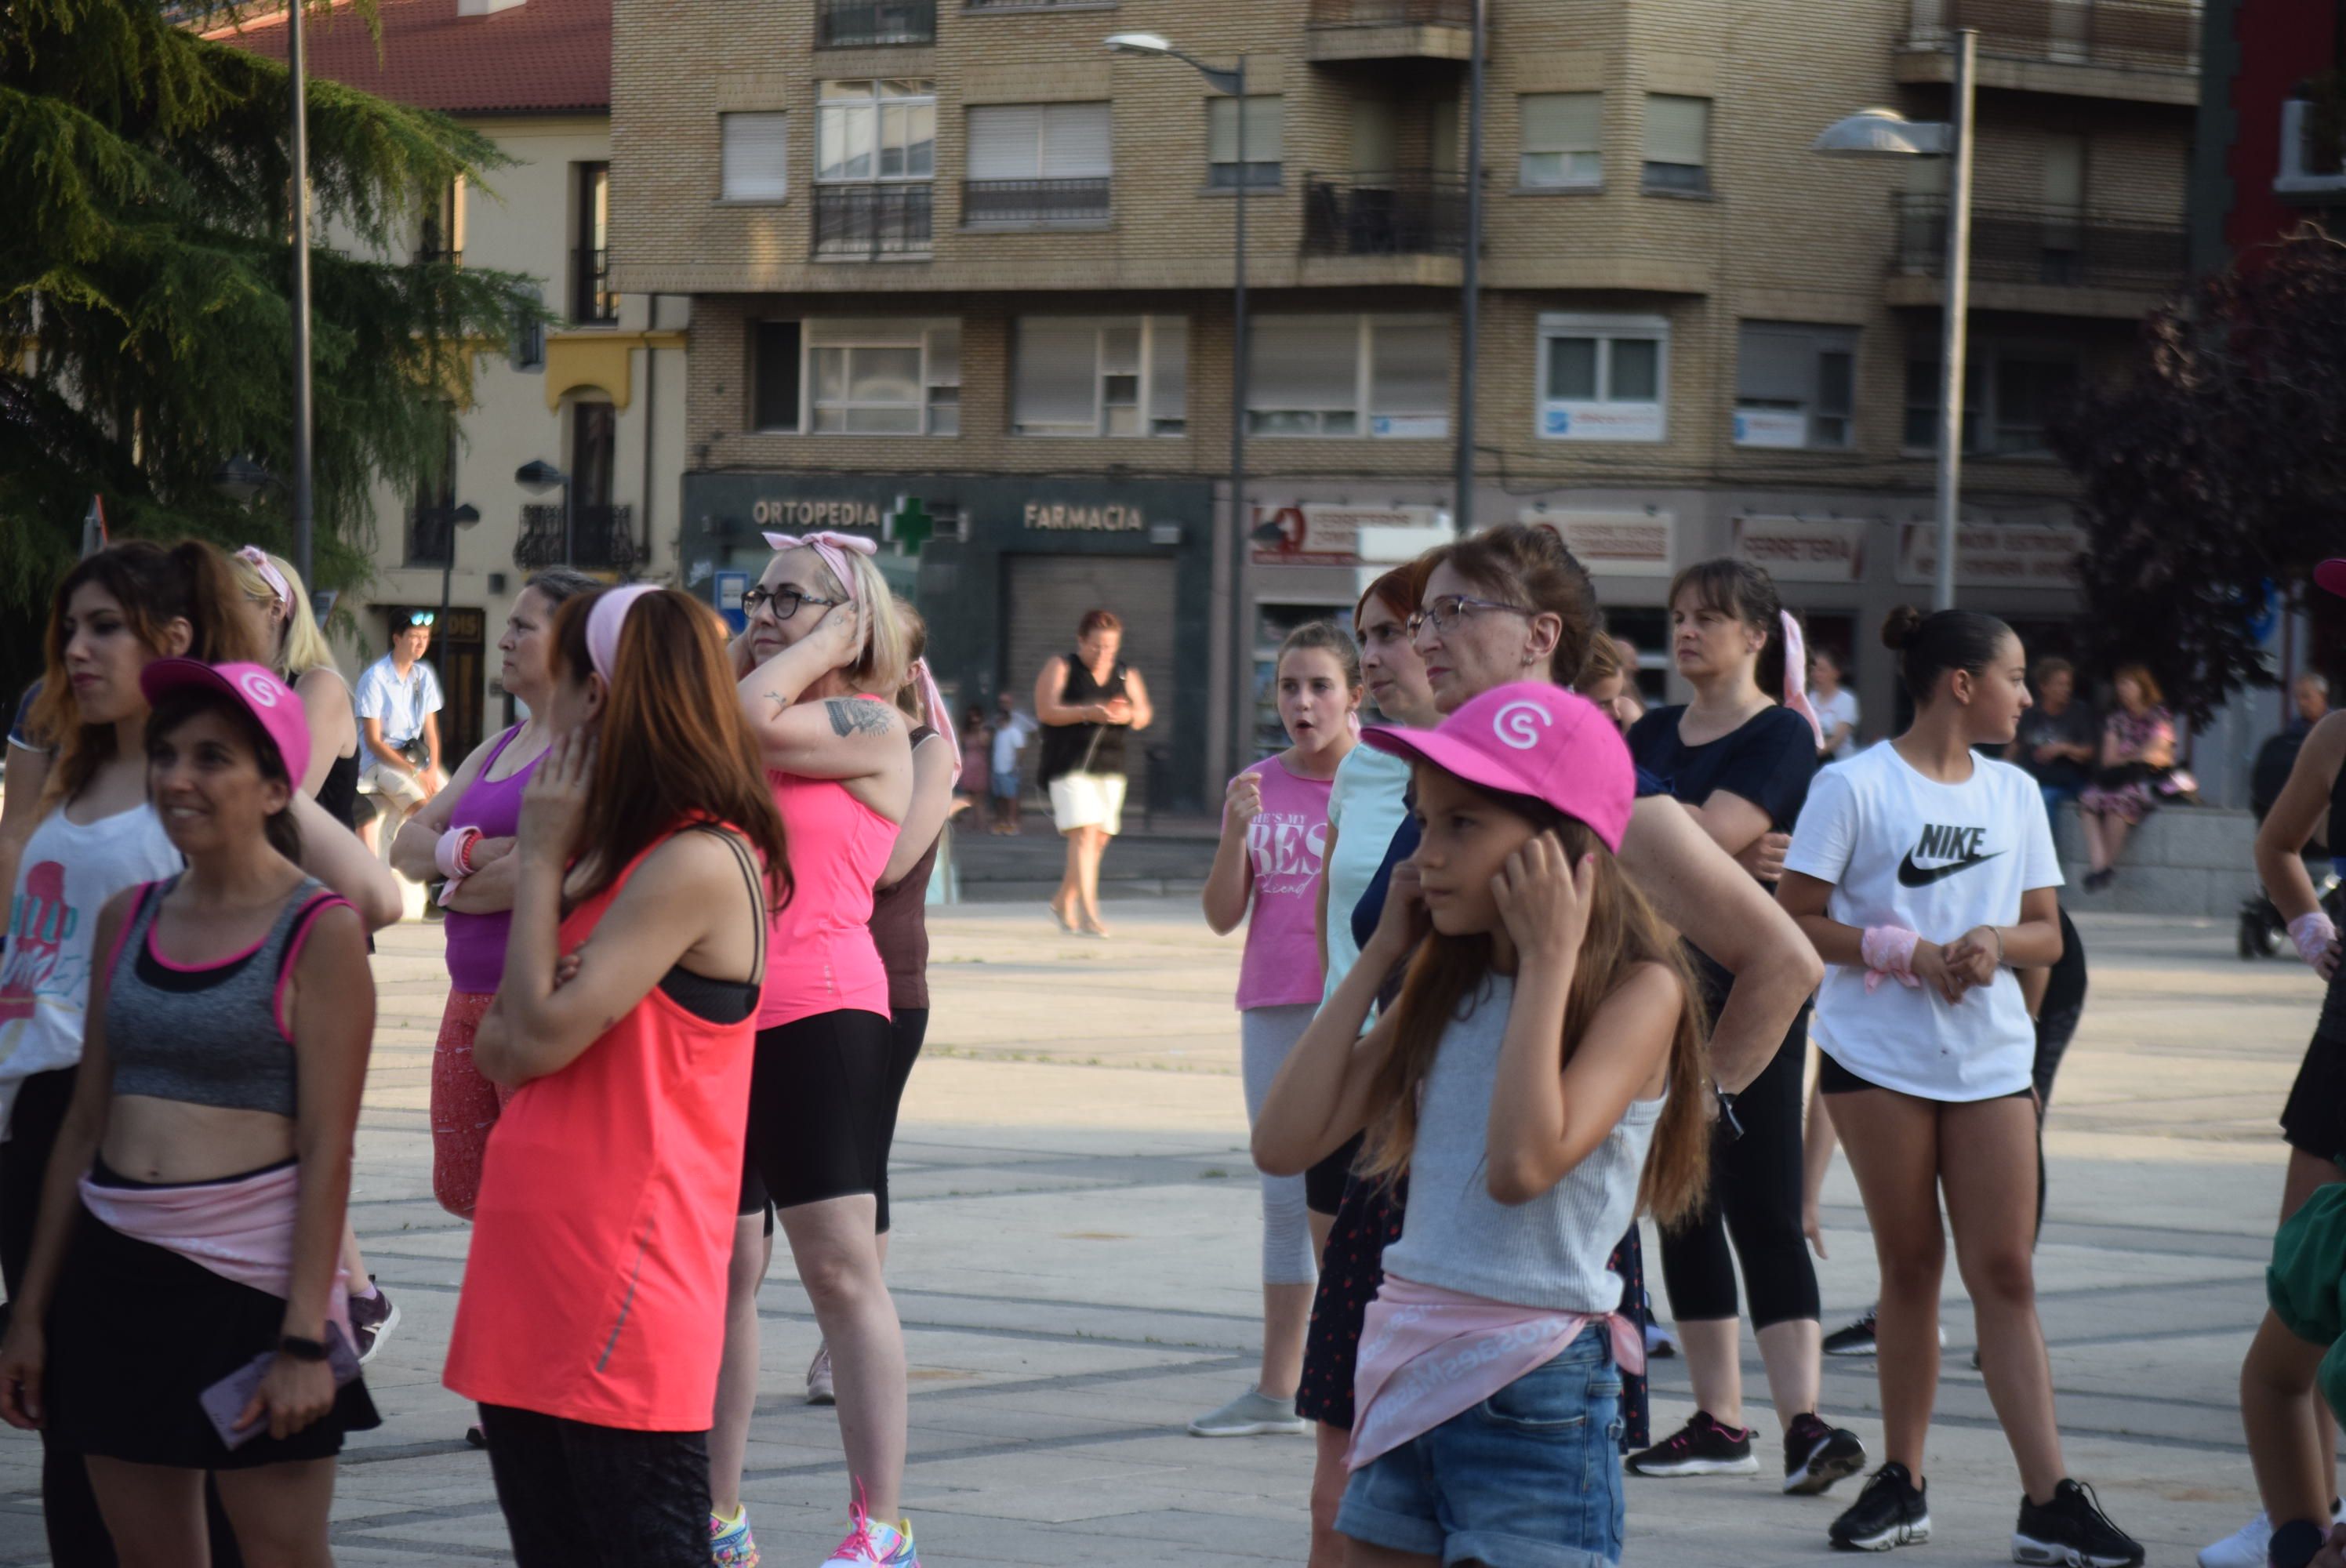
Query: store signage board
1733,516,1870,583
1253,503,1442,565
1896,521,2083,589
1733,409,1809,448
1541,403,1665,443
1523,511,1674,578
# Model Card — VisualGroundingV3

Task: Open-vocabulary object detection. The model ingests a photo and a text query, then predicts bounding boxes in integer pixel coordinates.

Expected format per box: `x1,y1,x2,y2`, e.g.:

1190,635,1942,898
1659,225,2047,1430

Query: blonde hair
895,600,928,722
791,545,910,697
231,549,336,678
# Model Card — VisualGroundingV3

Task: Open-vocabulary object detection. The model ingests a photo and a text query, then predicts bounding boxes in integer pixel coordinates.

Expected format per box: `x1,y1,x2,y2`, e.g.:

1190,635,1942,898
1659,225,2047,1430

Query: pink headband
912,658,962,784
236,546,291,610
1780,610,1825,748
761,531,878,604
586,584,661,683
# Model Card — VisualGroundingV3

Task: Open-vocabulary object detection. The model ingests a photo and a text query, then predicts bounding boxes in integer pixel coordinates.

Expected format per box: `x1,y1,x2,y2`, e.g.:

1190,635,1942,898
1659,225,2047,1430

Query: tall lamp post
1454,0,1486,529
288,0,318,588
1106,31,1251,773
1813,27,1976,612
419,503,482,631
515,459,573,565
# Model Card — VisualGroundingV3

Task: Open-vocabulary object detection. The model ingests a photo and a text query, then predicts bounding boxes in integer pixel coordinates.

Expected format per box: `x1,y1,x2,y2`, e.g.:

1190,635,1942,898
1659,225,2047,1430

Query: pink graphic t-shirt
1234,756,1337,1011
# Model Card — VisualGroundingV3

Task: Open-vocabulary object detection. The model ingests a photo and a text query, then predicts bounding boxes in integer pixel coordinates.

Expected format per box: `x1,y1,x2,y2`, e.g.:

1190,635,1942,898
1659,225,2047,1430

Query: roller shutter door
1004,554,1178,815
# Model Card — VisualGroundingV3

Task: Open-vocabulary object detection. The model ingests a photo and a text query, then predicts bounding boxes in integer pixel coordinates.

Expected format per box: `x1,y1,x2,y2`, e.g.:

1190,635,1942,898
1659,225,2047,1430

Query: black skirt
45,1206,380,1470
2282,964,2346,1161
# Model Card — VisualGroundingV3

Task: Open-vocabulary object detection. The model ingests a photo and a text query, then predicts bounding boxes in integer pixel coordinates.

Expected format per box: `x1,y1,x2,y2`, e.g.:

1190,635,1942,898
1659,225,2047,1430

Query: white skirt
1048,771,1128,837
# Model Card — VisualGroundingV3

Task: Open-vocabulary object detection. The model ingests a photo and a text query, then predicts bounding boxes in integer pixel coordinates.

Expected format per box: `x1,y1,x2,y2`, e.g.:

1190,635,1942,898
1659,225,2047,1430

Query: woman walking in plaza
1255,681,1711,1568
1036,610,1152,936
2078,663,2191,892
0,658,382,1568
1625,560,1864,1495
1777,606,2141,1564
391,568,599,1222
803,607,961,1406
711,532,917,1568
445,586,784,1568
0,540,395,1567
1189,622,1360,1441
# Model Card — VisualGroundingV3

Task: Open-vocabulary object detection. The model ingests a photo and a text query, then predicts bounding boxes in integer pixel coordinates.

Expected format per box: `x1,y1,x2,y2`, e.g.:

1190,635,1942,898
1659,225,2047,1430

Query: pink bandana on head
236,546,291,610
1780,610,1825,749
761,531,878,604
586,584,662,683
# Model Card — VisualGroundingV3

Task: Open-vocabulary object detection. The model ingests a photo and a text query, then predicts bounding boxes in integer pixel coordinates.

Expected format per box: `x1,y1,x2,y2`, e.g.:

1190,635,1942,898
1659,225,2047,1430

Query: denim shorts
1335,1323,1625,1568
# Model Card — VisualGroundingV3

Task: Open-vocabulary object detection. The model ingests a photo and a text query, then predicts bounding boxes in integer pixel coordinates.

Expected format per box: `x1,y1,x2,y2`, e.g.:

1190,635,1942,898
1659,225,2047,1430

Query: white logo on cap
1493,699,1552,750
237,669,283,710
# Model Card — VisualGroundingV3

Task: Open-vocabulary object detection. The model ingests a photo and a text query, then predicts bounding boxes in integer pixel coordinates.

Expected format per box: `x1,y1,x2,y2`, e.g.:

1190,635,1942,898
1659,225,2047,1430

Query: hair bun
1880,604,1925,652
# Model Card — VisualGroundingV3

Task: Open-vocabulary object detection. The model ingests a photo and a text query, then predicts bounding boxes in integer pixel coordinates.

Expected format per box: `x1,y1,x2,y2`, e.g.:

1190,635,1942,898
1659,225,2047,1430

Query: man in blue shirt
353,612,445,847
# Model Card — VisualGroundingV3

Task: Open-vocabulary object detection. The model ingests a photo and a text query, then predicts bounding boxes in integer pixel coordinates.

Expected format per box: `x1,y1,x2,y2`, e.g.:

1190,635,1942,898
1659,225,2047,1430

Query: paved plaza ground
0,895,2323,1565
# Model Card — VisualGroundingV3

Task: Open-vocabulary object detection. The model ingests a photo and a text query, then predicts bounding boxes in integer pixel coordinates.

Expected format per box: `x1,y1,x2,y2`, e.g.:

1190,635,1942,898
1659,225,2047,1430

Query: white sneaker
806,1344,836,1406
2201,1503,2346,1568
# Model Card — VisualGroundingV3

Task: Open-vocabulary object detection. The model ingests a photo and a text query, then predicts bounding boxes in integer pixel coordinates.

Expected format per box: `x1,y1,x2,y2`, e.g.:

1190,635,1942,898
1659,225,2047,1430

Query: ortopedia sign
1732,515,1870,583
1897,521,2082,589
1254,504,1440,564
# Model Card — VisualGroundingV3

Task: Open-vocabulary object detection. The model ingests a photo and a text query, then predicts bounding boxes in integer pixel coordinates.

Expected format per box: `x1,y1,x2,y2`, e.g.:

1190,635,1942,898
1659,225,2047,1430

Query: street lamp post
1454,0,1485,528
424,503,482,632
1106,31,1251,774
1813,27,1977,612
515,459,574,565
288,0,317,588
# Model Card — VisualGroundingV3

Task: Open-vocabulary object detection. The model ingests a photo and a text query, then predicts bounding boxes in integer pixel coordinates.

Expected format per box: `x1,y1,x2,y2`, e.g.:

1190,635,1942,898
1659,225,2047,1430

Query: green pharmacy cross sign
886,495,935,557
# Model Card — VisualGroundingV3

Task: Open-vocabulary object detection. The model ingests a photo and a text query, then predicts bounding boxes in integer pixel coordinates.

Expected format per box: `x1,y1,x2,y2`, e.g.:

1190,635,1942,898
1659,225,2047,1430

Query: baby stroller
2239,728,2344,958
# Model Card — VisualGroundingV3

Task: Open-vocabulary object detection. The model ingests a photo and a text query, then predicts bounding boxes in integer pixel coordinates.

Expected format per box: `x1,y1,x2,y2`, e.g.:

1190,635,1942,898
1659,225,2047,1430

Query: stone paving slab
0,904,2325,1564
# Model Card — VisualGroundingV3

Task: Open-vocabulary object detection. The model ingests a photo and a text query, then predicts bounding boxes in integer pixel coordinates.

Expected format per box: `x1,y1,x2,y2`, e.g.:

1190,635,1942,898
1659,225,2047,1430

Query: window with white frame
1520,93,1601,189
1247,315,1450,438
1014,317,1188,437
1734,322,1856,449
754,318,958,435
1208,96,1284,189
720,111,791,201
1537,314,1667,442
1642,95,1710,193
1904,347,2076,456
966,103,1113,225
815,80,935,183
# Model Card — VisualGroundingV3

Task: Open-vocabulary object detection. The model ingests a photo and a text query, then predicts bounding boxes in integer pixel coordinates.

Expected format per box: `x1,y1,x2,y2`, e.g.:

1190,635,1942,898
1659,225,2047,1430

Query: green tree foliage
0,0,543,665
2052,226,2346,725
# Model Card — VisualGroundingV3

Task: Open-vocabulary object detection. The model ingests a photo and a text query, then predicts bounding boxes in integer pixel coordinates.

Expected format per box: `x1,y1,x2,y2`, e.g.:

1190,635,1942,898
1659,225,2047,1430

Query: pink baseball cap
1363,681,1634,851
2317,560,2346,600
139,660,314,786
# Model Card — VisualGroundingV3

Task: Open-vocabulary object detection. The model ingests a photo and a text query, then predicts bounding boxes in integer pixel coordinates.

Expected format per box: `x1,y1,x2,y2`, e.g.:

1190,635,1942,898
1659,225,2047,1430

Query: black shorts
1817,1050,2034,1102
1305,1132,1362,1217
739,1010,895,1221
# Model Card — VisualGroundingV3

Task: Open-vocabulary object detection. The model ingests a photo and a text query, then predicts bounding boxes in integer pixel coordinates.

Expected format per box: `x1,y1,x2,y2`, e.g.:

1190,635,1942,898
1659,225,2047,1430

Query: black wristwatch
278,1334,330,1363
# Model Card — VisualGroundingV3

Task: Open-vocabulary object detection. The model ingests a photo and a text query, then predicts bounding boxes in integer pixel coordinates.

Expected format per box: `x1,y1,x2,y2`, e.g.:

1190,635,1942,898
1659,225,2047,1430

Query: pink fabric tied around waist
1861,924,1923,993
1780,610,1825,749
762,530,877,604
78,1163,351,1344
1346,1273,1643,1472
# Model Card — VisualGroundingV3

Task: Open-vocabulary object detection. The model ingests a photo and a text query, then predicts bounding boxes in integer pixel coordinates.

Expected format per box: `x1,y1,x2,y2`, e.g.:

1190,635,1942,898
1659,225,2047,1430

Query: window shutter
721,112,790,201
1015,320,1102,433
1643,96,1709,166
1149,318,1189,426
754,321,802,431
1370,321,1450,418
1520,93,1600,154
1247,96,1284,162
968,105,1041,181
1736,325,1817,404
1251,317,1355,409
1040,102,1112,177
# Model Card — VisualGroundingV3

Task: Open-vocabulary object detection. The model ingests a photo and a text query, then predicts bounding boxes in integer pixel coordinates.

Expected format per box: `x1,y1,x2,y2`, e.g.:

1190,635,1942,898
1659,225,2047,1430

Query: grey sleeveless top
104,877,347,1118
1380,972,1665,1313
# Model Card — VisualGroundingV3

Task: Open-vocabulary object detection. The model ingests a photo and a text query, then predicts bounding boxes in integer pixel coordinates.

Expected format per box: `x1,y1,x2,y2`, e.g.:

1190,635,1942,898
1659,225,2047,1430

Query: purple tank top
444,727,543,995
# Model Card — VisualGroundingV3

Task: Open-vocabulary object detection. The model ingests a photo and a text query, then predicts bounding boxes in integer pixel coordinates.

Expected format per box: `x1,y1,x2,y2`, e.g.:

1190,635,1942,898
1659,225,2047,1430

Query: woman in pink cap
713,532,920,1568
1255,682,1710,1568
0,658,380,1564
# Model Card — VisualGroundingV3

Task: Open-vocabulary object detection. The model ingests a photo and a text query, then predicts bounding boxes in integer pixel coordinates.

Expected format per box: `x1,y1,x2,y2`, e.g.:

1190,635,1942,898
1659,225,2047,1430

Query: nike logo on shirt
1898,823,2004,887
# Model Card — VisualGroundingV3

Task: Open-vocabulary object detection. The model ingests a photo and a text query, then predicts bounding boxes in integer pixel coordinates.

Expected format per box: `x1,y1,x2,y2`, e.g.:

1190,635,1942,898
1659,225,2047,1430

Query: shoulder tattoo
825,698,892,739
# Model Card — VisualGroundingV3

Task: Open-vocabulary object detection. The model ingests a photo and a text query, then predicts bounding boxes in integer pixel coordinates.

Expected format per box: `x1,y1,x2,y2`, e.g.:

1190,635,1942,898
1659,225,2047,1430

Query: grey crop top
103,877,348,1118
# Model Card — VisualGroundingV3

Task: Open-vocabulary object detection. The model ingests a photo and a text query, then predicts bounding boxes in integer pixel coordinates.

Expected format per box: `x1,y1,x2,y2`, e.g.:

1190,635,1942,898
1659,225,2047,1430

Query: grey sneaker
348,1279,398,1366
806,1344,836,1406
1186,1386,1306,1438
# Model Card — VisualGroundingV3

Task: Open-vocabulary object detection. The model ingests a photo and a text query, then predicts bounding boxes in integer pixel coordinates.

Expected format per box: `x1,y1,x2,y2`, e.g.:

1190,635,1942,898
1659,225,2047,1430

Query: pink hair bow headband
762,531,878,604
586,584,662,683
1780,610,1824,749
236,546,291,610
913,658,963,784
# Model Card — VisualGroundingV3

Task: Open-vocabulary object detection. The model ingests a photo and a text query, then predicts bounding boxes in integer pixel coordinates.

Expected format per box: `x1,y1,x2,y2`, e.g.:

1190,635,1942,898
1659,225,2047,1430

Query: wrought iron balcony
571,246,616,325
514,503,637,572
1302,171,1467,258
814,184,934,260
1905,0,2199,74
1890,194,2186,292
818,0,935,45
961,177,1111,227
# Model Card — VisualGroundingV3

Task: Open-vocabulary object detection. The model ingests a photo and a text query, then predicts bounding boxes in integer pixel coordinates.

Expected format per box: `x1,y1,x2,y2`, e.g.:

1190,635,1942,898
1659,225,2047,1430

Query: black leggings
875,1007,928,1235
478,1404,710,1568
1658,1004,1821,1330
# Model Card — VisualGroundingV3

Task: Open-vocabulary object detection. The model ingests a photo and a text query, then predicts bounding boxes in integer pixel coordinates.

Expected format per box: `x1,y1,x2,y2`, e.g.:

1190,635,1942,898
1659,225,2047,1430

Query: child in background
956,703,990,821
990,691,1037,835
1190,622,1361,1439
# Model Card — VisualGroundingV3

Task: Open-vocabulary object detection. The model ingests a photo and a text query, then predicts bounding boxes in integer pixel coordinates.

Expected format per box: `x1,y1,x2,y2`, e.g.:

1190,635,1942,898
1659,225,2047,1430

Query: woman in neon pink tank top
713,531,920,1568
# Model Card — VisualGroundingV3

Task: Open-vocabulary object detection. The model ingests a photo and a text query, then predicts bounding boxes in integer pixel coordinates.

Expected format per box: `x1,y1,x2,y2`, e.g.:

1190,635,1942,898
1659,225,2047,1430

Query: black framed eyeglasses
1407,594,1537,637
741,586,841,622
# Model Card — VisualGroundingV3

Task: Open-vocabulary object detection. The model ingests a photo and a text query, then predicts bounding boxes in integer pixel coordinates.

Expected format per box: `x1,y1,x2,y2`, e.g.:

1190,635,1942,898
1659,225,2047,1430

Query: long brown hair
550,588,791,910
1359,784,1712,1229
1425,523,1602,684
35,539,266,809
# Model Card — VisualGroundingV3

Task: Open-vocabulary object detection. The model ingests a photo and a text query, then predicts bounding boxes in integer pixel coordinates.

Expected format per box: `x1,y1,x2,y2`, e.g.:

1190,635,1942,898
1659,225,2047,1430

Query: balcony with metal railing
514,503,638,572
1302,171,1467,258
961,177,1112,229
814,184,934,260
1887,194,2187,315
818,0,935,45
571,246,616,325
1304,0,1472,61
1898,0,2200,103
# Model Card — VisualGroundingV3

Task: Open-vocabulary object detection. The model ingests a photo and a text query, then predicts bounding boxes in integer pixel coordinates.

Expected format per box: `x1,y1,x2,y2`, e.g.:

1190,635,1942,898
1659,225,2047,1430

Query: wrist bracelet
277,1334,329,1363
1988,925,2006,967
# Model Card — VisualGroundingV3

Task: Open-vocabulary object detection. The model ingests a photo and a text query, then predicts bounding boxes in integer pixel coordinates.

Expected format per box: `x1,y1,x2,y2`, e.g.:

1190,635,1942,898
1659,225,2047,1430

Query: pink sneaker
819,1495,918,1566
710,1504,759,1566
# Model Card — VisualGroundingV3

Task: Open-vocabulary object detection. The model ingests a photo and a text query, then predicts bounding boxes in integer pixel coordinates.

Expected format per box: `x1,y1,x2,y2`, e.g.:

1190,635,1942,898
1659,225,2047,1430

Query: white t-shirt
990,711,1037,776
1320,742,1413,1006
1784,742,2062,1101
1815,688,1861,760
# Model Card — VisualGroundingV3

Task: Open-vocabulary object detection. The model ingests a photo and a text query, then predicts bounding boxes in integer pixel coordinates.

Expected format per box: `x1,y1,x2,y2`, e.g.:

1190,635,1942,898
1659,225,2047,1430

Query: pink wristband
2291,912,2337,969
1860,925,1923,994
435,826,481,881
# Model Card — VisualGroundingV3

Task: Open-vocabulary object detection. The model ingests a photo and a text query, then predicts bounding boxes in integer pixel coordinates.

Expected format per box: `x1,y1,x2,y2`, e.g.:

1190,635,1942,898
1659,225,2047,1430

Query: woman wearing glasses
714,534,920,1568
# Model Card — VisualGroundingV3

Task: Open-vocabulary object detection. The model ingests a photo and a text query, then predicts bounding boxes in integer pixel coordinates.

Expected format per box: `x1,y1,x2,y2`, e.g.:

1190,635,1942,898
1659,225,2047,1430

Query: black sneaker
1824,1309,1879,1357
1830,1463,1931,1552
2012,1478,2144,1568
348,1277,399,1365
1785,1411,1868,1496
1627,1411,1759,1477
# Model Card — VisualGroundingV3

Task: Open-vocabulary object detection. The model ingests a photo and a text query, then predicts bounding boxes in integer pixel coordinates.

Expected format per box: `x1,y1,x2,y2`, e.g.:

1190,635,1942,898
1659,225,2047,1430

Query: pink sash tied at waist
78,1163,350,1344
1347,1273,1644,1472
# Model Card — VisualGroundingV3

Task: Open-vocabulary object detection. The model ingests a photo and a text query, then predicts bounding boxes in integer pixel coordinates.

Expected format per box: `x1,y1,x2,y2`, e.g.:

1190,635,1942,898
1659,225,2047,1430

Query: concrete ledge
2054,802,2255,917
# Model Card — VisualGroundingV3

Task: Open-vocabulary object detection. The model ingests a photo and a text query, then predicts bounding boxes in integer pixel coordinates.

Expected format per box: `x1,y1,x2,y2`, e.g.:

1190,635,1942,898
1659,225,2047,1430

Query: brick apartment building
610,0,2198,808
